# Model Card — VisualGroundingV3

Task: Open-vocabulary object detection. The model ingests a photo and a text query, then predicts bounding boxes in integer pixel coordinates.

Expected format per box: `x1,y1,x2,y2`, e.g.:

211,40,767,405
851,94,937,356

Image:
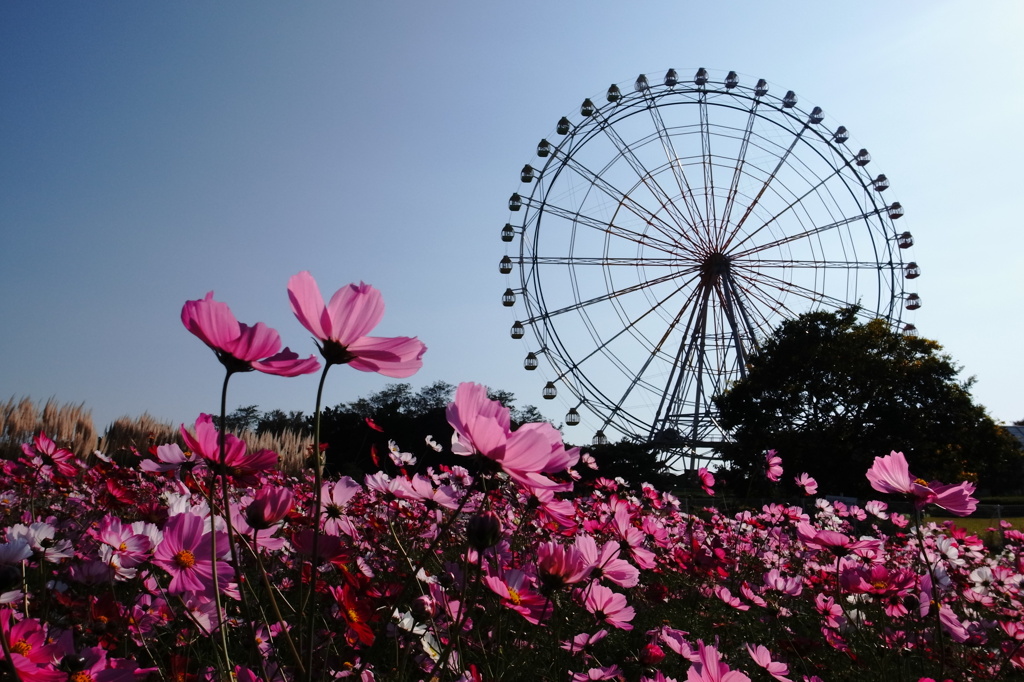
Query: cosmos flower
446,382,579,490
686,641,750,682
794,473,818,496
287,271,426,377
866,451,978,516
697,467,715,496
180,414,277,482
182,291,319,376
483,569,552,624
152,512,233,596
582,582,635,631
536,541,591,591
765,450,783,482
746,644,792,682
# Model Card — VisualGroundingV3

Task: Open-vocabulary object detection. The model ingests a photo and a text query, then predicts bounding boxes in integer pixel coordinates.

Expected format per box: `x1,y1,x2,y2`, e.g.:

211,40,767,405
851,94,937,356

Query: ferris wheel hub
700,252,731,282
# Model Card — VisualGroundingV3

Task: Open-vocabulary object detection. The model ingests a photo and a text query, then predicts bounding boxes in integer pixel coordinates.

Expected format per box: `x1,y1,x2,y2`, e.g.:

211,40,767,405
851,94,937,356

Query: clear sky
2,1,1022,446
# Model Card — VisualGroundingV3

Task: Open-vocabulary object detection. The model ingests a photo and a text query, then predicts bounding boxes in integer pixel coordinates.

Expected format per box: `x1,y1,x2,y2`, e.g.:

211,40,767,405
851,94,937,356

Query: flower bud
411,594,438,621
466,511,502,551
639,643,665,665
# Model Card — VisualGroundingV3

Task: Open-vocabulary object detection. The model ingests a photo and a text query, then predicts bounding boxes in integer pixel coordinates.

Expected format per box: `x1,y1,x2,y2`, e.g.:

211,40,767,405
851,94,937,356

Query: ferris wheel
499,68,920,470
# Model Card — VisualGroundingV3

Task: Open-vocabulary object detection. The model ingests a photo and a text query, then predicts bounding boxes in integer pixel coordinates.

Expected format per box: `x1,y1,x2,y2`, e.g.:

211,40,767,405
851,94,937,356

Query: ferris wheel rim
502,69,916,461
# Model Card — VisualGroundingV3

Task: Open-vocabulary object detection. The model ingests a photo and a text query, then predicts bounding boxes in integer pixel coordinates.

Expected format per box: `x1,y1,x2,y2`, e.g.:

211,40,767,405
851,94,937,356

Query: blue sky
2,1,1022,445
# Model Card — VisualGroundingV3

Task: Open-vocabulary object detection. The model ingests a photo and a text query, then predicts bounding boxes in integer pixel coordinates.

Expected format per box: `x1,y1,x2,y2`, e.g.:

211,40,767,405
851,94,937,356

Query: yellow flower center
174,549,197,569
507,587,522,605
10,638,31,655
872,580,888,590
913,478,929,487
118,542,128,551
71,672,94,682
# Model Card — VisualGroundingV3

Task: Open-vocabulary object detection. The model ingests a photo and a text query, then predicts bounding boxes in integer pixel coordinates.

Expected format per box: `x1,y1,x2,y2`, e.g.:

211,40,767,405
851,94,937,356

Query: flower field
2,273,1022,682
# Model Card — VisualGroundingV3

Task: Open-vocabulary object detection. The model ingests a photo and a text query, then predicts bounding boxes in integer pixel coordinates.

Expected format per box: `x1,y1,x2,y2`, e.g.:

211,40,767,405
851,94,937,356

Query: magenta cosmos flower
687,641,751,682
765,450,783,482
181,414,277,481
152,512,233,596
182,292,320,376
582,582,636,631
865,450,978,516
446,382,579,490
287,271,426,377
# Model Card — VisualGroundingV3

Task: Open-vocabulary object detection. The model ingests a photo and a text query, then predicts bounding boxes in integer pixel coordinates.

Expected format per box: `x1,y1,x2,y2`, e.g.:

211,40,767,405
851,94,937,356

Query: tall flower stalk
181,291,319,676
286,271,425,679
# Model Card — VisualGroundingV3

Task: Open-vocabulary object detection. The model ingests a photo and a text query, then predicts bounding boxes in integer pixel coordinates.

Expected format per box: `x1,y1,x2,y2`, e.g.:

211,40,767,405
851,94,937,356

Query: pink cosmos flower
697,467,715,496
866,451,978,516
321,476,362,537
574,535,639,588
746,644,793,682
536,541,591,591
581,582,635,630
796,522,880,557
483,569,552,624
611,502,657,569
182,291,320,376
20,432,78,477
763,569,802,597
446,382,579,490
393,474,460,511
287,271,426,377
686,641,750,682
560,629,608,654
765,450,783,482
141,443,200,476
715,586,749,611
244,486,294,530
180,414,277,482
571,666,622,681
92,515,154,572
1,614,67,682
794,473,817,496
152,512,234,596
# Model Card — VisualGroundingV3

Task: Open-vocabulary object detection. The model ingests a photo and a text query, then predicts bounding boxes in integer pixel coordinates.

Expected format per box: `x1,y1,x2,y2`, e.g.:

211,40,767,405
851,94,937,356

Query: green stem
301,362,332,682
247,532,306,677
914,508,947,678
208,370,234,679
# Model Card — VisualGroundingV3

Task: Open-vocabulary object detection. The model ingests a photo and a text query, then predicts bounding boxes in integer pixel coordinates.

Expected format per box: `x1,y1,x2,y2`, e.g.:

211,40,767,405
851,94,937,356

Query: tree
714,307,1024,497
581,440,684,491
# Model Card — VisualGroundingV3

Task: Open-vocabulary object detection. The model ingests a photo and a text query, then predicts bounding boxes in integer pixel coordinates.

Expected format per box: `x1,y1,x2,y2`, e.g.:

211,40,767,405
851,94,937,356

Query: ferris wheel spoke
736,259,891,271
730,208,880,260
697,91,718,236
639,89,706,233
530,200,682,254
740,268,864,312
520,268,694,326
722,123,809,249
720,101,760,230
528,256,690,267
726,274,794,334
554,273,702,384
590,107,699,238
728,164,862,253
554,149,695,252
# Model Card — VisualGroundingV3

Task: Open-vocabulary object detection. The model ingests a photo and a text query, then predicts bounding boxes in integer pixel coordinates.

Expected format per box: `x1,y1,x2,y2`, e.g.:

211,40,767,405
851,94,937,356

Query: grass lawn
925,515,1023,548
